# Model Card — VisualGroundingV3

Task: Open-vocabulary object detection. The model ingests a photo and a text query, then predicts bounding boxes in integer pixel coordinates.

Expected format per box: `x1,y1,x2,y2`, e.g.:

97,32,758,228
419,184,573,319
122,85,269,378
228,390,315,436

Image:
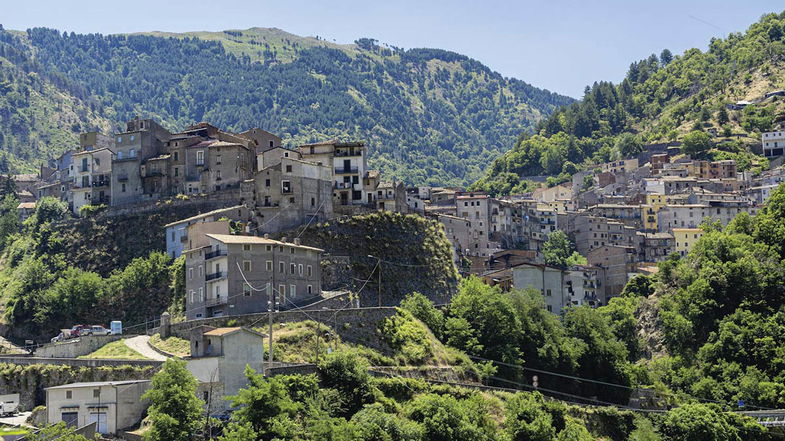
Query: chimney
281,237,288,243
294,238,301,246
263,233,270,239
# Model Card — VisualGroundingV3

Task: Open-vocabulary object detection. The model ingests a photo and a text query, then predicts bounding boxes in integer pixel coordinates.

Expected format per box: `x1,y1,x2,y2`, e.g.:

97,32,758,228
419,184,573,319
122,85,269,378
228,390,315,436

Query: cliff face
277,211,459,306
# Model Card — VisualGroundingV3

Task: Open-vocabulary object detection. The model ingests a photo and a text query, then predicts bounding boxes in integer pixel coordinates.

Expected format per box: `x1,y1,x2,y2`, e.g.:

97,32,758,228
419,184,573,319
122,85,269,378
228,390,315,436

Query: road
124,335,168,361
0,411,32,427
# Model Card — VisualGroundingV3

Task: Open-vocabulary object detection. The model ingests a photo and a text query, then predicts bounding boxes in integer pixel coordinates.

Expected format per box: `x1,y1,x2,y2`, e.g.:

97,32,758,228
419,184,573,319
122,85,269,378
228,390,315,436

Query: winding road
124,335,168,361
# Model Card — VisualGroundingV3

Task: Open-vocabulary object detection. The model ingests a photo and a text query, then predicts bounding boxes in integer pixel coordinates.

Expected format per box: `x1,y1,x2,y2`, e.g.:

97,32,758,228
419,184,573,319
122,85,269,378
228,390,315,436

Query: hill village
7,117,785,315
2,116,785,436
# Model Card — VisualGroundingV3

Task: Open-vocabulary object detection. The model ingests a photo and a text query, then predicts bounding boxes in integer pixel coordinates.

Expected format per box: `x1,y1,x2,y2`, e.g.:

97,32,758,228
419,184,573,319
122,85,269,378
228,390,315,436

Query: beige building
45,380,150,435
187,326,266,412
672,228,704,257
298,141,377,207
70,148,114,214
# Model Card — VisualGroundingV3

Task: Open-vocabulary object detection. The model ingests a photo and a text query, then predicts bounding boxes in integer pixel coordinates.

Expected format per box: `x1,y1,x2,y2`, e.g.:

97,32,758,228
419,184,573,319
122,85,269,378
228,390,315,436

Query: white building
762,131,785,157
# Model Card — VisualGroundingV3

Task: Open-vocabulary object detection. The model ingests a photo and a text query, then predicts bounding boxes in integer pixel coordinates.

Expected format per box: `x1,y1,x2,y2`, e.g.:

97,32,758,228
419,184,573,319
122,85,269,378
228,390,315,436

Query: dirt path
124,335,168,361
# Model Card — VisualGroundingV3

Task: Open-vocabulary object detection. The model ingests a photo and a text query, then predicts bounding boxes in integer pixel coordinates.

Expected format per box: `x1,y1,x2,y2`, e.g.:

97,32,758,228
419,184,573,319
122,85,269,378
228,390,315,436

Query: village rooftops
205,233,325,252
73,147,116,157
45,380,150,390
209,140,249,149
164,205,246,228
298,139,365,148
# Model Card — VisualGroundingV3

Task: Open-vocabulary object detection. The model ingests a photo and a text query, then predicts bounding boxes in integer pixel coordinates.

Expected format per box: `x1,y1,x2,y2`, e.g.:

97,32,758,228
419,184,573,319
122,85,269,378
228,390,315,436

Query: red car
69,325,89,338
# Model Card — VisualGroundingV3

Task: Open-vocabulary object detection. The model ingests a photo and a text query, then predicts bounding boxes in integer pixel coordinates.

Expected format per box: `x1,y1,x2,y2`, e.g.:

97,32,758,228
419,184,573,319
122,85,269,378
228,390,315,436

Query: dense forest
0,26,571,185
473,11,785,195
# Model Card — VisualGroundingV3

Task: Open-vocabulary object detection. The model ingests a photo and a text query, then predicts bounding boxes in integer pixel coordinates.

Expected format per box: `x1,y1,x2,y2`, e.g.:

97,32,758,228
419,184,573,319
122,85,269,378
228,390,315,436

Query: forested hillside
0,26,571,185
474,11,785,195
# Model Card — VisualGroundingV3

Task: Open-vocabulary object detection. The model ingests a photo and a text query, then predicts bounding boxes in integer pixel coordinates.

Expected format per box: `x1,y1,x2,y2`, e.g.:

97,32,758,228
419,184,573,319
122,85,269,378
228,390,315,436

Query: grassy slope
148,334,190,358
79,339,150,360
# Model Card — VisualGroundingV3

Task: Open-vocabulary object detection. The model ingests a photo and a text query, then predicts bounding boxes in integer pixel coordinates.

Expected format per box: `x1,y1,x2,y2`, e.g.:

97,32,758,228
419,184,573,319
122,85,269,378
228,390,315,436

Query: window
216,155,222,165
278,285,286,299
199,288,203,302
243,284,252,296
266,245,272,251
189,290,195,303
129,148,136,158
199,265,203,277
311,197,315,207
266,260,273,271
547,305,553,312
243,244,251,251
290,285,296,298
130,135,135,141
546,289,552,296
116,136,122,143
282,181,291,193
66,390,72,399
188,268,193,280
307,285,313,295
298,264,303,276
174,167,179,177
290,263,296,274
265,179,270,187
93,389,101,398
243,261,252,272
196,151,205,165
270,140,274,147
279,262,285,273
121,183,126,192
290,247,295,254
289,197,295,203
203,391,209,401
174,152,179,161
286,165,292,173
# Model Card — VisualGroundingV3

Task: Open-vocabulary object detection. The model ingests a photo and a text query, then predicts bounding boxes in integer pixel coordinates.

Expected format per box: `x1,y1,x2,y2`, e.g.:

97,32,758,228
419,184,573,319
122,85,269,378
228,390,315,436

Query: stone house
70,148,114,214
587,245,637,299
164,205,252,259
184,234,323,320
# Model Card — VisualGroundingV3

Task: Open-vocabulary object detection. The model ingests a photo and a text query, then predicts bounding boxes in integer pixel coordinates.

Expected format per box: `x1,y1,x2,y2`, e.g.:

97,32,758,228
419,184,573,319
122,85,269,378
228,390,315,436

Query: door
88,412,108,434
61,412,78,427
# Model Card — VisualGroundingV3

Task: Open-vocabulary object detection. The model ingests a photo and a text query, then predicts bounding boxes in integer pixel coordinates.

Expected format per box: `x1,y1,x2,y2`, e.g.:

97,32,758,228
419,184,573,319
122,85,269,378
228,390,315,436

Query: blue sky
1,0,782,97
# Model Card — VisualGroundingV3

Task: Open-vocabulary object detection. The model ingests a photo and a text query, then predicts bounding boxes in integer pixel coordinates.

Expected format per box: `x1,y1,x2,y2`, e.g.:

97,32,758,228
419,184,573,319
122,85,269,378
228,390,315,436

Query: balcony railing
205,271,226,281
205,250,227,260
205,297,227,307
334,150,362,157
334,166,359,174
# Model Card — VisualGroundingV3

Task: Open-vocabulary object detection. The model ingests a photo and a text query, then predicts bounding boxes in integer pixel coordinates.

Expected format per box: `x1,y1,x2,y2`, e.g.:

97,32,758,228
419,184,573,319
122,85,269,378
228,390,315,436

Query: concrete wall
34,335,123,358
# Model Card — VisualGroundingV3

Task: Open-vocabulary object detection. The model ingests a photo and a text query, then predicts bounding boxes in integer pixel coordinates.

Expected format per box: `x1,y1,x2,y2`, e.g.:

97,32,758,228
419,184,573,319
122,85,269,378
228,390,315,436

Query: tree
505,393,555,441
400,292,445,338
660,404,754,441
0,193,19,248
226,368,299,438
717,107,730,126
556,419,594,441
681,131,712,156
318,350,376,416
542,231,578,269
615,133,643,158
659,48,673,66
143,359,204,441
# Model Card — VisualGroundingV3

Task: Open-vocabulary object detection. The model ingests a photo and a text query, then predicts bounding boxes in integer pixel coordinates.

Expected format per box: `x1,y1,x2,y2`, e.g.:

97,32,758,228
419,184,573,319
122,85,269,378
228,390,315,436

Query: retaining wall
33,335,124,358
0,356,162,369
162,307,397,354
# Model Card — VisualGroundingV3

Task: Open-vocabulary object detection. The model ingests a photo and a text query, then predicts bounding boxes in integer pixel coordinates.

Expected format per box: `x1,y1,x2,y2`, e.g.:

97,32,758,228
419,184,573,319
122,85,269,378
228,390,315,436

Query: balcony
205,249,227,260
334,150,362,157
205,271,226,281
205,296,227,307
334,166,359,174
335,182,357,190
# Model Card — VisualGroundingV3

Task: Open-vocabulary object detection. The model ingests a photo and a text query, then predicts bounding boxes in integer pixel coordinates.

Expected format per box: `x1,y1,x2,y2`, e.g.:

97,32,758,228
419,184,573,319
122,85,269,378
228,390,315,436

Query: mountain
0,26,572,185
473,11,785,195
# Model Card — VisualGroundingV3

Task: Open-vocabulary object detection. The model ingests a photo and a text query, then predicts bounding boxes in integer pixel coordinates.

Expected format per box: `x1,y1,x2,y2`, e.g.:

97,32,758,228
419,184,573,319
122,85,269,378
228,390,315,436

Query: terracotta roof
17,202,36,209
203,327,266,339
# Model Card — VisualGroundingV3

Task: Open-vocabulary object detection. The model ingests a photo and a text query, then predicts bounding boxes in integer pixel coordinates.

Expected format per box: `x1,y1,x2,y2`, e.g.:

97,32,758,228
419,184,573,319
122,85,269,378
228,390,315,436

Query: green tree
143,359,204,441
227,367,299,439
318,350,376,416
615,133,643,158
542,231,578,269
717,107,730,125
0,193,19,248
660,404,754,441
400,292,445,339
504,392,555,441
681,131,712,156
556,419,593,441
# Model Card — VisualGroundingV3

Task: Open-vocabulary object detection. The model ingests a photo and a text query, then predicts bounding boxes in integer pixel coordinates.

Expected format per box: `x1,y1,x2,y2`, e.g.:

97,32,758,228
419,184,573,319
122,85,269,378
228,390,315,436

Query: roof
147,154,171,161
46,380,150,390
164,205,245,227
203,326,266,339
206,234,325,252
12,174,38,182
17,202,36,209
672,228,704,232
72,147,114,157
209,140,248,149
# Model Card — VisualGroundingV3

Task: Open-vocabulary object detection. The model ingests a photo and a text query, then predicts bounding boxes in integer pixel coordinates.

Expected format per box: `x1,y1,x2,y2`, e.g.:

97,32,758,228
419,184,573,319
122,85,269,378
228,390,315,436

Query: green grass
78,340,150,360
149,334,190,358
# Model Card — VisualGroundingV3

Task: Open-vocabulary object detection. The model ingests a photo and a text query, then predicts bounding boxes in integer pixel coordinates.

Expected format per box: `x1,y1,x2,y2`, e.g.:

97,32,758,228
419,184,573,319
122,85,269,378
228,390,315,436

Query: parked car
87,325,111,336
50,332,67,343
69,325,88,338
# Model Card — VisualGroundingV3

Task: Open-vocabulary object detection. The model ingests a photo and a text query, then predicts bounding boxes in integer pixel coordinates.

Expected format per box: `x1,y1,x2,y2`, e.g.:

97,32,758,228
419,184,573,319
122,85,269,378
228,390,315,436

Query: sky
1,0,783,98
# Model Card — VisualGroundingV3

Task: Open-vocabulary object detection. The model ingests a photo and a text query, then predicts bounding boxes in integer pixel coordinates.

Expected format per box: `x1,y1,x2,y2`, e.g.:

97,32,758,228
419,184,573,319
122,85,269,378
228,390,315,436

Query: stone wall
0,362,158,409
162,307,397,354
33,335,123,358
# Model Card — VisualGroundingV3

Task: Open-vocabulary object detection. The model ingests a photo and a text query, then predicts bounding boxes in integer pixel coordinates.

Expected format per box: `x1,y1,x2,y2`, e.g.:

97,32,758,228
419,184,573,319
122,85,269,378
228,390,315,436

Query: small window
93,389,100,398
188,268,193,280
203,391,209,401
174,167,179,177
266,245,272,251
243,284,252,296
307,285,313,295
290,284,296,298
265,179,270,187
121,183,126,192
298,264,303,276
243,244,251,251
66,390,72,399
243,260,252,272
290,263,296,274
307,265,313,277
266,260,273,271
286,165,292,173
174,152,179,161
116,136,122,143
279,262,285,273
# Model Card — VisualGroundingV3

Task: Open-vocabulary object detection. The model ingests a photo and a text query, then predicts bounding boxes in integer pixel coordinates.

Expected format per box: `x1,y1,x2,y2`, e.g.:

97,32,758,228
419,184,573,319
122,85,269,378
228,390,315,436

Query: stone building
70,147,113,214
184,234,323,320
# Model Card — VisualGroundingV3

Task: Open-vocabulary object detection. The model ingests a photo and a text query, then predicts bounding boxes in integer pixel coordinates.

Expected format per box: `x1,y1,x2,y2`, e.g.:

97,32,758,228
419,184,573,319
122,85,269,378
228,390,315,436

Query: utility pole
268,284,274,374
369,255,381,307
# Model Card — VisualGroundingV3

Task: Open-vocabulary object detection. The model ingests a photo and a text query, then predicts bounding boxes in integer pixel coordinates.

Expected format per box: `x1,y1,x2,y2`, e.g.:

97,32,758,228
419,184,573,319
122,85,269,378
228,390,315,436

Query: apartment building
111,118,171,206
512,263,601,314
572,215,639,257
687,160,737,180
657,202,757,232
599,158,639,174
456,193,496,257
184,234,323,320
639,232,674,262
586,204,642,228
672,228,704,257
298,141,376,206
762,130,785,157
164,205,252,259
436,213,473,263
244,155,334,233
587,245,637,299
70,148,114,214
